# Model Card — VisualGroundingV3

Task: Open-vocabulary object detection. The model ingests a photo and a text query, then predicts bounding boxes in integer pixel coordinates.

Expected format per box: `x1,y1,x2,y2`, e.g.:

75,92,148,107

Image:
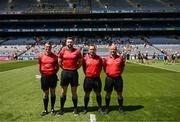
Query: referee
57,37,82,115
103,43,125,114
82,44,103,114
38,42,59,116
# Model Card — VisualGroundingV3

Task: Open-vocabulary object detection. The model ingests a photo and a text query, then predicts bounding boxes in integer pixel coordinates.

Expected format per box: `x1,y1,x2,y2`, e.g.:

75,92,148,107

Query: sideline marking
90,114,96,122
35,75,41,79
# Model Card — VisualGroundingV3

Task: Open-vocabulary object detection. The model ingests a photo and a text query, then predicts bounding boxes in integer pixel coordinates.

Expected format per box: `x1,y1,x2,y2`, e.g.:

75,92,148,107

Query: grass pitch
0,60,180,121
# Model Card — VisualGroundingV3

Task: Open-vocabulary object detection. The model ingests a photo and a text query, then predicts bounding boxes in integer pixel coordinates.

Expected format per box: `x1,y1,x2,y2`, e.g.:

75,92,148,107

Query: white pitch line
35,74,41,79
90,114,96,122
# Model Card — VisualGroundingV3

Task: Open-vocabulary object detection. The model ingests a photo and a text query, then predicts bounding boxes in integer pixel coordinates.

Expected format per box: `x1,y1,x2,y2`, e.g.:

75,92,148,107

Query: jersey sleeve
54,54,58,62
122,57,125,67
120,56,125,72
99,56,103,66
38,55,41,64
98,56,103,71
82,56,86,67
77,49,82,58
82,56,87,73
38,55,42,73
102,57,107,71
58,48,65,58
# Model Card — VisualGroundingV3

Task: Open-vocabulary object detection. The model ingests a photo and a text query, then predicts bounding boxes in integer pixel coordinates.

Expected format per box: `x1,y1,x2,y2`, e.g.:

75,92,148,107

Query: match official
57,37,82,115
82,44,103,114
38,42,59,116
103,44,125,114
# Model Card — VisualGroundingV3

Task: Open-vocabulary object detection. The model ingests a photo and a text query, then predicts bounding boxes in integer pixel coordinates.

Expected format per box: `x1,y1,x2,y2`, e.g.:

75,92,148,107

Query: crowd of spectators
0,36,180,62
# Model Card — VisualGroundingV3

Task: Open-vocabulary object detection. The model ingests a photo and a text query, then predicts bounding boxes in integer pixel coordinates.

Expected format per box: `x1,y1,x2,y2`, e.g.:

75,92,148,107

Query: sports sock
60,95,66,109
118,96,123,107
43,96,49,111
84,96,89,109
51,95,56,110
96,95,102,108
105,96,110,108
72,96,78,109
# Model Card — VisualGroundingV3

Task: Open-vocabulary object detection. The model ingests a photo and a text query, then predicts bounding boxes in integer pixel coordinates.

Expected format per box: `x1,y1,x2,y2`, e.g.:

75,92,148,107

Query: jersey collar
109,54,118,59
88,53,97,59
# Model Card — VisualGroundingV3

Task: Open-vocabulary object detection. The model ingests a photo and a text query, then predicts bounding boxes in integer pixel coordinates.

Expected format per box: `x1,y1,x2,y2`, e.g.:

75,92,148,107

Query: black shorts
61,69,79,87
104,76,123,92
41,74,57,91
83,77,102,92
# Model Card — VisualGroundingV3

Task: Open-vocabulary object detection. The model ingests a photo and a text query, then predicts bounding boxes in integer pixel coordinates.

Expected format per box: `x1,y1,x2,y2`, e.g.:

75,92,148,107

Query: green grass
0,60,37,72
129,60,180,72
0,61,180,121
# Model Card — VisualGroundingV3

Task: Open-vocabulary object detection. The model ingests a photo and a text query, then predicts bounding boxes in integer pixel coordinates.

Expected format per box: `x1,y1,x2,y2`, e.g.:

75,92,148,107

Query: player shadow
108,105,144,112
55,105,144,114
55,106,100,113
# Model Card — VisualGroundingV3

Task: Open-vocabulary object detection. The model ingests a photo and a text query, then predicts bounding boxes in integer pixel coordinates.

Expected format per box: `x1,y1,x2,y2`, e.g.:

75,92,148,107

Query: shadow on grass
55,105,144,113
122,105,144,111
105,105,144,112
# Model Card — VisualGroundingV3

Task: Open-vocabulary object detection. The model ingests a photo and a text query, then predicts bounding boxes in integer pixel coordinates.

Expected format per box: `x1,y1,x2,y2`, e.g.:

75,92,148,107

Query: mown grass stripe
0,60,38,72
0,61,180,121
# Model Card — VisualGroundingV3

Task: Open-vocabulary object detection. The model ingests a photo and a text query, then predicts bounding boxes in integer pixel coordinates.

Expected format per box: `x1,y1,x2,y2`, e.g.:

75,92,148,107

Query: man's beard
111,52,116,56
68,44,73,48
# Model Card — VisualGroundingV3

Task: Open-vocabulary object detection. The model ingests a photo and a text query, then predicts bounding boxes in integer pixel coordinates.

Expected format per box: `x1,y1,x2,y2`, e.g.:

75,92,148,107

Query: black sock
118,96,123,107
51,95,56,110
84,96,89,109
96,95,102,108
105,96,110,109
43,96,49,111
60,95,66,109
72,96,78,109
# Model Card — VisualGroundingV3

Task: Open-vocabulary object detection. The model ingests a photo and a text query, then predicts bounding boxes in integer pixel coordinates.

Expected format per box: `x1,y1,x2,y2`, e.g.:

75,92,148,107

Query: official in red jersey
38,42,59,116
82,44,103,114
103,43,125,114
57,37,82,115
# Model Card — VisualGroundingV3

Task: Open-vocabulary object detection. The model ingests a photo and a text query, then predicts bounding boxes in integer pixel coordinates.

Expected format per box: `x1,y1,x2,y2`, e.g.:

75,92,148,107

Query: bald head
110,43,117,50
109,43,118,56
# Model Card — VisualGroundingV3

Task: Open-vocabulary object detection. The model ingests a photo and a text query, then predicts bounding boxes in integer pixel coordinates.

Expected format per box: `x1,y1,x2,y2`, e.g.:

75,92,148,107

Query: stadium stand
1,36,180,60
0,1,8,13
0,0,179,14
10,0,33,12
133,0,171,11
91,0,136,12
0,0,180,61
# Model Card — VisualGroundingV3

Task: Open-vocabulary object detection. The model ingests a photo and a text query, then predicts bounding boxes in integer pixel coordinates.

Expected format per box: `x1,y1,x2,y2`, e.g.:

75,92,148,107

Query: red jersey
38,53,58,76
103,54,125,77
58,47,82,70
83,54,103,77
